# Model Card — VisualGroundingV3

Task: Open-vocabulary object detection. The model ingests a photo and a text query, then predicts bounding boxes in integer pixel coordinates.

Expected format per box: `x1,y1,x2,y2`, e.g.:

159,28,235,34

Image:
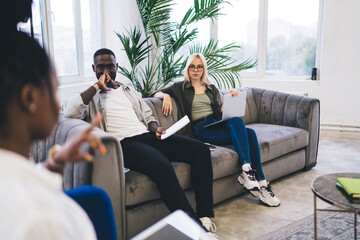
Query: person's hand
229,89,239,97
45,113,106,174
162,94,173,116
155,127,167,139
96,73,115,91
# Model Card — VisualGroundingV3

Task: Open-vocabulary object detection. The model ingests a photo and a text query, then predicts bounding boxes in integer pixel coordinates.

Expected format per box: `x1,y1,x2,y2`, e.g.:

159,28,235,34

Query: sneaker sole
258,198,281,207
237,176,260,191
249,190,258,198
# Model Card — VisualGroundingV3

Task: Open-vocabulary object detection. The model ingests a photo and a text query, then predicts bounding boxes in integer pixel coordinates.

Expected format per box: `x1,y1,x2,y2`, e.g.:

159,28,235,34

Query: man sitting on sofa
62,48,216,233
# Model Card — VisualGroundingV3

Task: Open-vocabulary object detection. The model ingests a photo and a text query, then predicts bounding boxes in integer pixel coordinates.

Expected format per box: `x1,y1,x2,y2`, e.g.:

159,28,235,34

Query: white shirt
105,87,148,141
0,149,97,240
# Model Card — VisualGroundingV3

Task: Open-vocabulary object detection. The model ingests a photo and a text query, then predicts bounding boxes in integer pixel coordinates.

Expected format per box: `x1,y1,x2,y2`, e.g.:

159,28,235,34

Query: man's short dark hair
93,48,116,60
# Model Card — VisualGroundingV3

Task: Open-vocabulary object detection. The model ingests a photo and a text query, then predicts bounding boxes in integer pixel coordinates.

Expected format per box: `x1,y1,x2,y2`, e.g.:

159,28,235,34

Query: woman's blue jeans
194,117,265,181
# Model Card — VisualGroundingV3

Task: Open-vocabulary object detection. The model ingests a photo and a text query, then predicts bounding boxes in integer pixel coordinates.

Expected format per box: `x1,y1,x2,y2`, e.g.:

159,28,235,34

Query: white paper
161,115,190,140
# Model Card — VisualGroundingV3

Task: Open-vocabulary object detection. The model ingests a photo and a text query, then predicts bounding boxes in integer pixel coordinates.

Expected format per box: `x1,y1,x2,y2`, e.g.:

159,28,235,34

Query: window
17,0,102,83
266,0,319,77
217,0,322,79
218,0,259,73
17,0,44,47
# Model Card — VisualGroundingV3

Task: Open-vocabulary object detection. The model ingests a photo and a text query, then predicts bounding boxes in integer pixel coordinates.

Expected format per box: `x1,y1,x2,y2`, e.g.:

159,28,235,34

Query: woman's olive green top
153,81,222,137
191,93,213,121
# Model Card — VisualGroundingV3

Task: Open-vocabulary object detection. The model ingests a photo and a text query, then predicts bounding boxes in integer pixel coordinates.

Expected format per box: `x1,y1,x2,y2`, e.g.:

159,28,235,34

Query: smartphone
105,74,112,89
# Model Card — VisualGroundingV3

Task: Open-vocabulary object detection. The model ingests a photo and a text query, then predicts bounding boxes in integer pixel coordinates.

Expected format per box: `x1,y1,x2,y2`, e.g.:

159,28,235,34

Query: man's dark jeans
121,132,214,219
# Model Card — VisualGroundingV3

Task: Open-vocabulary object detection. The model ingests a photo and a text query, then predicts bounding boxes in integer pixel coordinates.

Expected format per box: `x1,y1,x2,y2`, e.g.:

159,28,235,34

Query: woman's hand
229,89,239,97
153,92,173,116
162,94,173,116
45,113,106,175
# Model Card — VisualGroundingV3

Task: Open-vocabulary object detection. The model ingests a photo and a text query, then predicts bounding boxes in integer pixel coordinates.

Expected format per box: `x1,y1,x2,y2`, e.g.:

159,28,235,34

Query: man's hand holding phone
97,73,115,91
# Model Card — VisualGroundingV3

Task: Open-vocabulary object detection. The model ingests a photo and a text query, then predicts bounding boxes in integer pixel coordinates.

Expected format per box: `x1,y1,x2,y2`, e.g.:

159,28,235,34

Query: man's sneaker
250,184,281,207
199,217,217,232
237,170,260,190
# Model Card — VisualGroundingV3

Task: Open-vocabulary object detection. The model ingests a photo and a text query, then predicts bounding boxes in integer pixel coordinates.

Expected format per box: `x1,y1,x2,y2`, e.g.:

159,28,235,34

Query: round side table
311,173,360,240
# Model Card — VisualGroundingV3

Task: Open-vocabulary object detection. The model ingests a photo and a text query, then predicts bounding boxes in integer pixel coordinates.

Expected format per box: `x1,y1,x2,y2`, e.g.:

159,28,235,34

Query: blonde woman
153,53,281,207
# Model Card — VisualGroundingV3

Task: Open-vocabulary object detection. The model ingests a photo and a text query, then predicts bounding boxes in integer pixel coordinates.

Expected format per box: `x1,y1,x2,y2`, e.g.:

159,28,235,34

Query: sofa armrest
251,88,320,169
31,116,126,240
144,97,179,127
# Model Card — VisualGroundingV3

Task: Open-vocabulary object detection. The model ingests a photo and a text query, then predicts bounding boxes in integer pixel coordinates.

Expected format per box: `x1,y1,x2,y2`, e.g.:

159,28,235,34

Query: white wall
102,0,143,71
318,0,360,128
243,0,360,129
59,0,360,129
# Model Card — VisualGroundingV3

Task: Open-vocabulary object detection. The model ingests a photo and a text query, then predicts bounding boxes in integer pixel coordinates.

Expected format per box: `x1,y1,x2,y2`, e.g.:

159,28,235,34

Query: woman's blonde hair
184,53,211,85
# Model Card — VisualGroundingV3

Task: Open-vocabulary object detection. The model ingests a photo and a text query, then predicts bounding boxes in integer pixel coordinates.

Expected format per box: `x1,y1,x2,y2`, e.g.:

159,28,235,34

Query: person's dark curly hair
0,32,52,126
0,0,53,128
0,0,33,32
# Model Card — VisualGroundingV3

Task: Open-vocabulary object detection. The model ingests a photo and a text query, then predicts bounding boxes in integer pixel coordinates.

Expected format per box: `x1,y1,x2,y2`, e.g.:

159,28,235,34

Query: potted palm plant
116,0,257,97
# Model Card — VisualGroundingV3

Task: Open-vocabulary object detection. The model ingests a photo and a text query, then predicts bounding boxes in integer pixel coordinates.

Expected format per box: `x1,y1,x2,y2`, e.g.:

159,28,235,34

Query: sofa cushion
125,146,238,207
224,123,308,163
210,146,239,180
240,123,308,163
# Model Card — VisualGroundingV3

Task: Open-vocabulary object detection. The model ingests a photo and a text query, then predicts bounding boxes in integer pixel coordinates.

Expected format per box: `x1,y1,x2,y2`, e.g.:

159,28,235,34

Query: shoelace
264,185,275,197
245,170,257,181
209,221,217,232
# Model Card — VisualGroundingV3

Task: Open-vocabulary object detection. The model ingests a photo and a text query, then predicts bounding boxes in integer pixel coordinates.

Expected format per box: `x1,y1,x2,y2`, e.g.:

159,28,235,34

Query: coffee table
311,173,360,240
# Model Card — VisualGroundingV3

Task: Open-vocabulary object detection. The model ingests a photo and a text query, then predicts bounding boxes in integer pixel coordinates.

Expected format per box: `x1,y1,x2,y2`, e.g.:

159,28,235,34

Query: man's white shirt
0,149,97,240
105,87,148,141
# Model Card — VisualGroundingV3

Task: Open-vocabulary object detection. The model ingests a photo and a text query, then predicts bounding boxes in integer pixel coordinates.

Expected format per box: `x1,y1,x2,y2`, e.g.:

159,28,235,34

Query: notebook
204,91,247,128
130,210,208,240
336,177,360,199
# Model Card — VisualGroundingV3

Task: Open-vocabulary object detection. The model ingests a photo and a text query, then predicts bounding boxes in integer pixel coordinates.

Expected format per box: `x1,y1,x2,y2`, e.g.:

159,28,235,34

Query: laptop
204,91,247,128
130,210,210,240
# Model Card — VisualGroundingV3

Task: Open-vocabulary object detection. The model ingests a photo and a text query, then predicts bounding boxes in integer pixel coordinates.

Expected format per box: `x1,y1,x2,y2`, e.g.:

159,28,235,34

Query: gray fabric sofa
31,87,320,240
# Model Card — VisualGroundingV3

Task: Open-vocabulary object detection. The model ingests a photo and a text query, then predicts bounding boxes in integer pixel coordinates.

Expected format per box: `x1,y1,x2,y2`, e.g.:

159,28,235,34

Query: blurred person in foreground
0,6,116,240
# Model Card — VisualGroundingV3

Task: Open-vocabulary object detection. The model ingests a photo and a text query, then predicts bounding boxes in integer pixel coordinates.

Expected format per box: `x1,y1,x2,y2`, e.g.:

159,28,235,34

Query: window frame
39,0,102,85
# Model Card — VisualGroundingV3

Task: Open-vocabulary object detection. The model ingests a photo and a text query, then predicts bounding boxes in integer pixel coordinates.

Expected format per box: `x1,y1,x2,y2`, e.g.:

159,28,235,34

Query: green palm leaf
180,0,229,27
115,27,151,69
117,0,257,95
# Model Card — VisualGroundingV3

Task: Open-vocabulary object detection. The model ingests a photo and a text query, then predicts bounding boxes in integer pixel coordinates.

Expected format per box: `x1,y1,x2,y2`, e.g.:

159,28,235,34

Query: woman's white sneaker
237,170,260,190
199,217,217,232
250,184,281,207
